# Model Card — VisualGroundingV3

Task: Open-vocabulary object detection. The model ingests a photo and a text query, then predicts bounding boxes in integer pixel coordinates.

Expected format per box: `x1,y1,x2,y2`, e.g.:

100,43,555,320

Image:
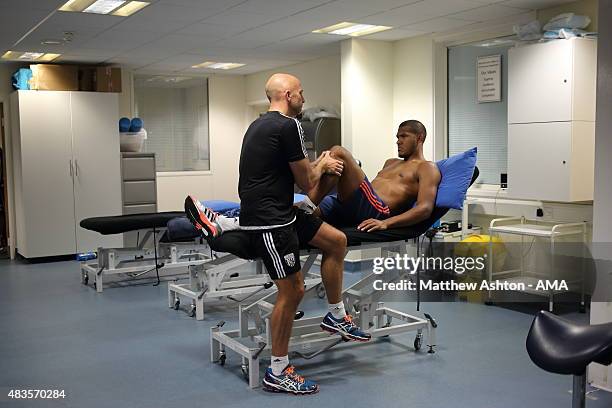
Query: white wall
341,38,394,180
589,0,612,391
156,75,246,210
245,55,341,112
393,36,435,161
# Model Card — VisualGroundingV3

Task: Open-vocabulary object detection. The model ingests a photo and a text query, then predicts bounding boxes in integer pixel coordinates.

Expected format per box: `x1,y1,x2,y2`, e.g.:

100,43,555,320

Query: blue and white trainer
320,312,372,342
263,365,319,395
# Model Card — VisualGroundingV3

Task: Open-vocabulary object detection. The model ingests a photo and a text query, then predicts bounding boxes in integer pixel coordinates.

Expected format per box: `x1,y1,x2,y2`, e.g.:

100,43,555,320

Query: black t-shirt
238,111,308,228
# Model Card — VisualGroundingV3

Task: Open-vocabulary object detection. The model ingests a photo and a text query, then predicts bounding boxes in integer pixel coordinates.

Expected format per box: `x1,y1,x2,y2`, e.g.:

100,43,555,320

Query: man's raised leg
328,145,367,201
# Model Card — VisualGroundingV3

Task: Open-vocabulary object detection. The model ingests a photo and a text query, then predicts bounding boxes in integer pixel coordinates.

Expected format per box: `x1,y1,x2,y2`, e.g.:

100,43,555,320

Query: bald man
186,73,370,394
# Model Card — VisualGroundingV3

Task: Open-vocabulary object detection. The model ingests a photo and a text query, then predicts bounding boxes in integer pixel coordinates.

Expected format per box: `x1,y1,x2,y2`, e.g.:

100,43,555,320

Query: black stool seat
526,311,612,376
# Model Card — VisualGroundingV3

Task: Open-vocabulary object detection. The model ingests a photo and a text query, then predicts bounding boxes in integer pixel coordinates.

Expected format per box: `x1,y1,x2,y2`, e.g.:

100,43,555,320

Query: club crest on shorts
284,253,296,267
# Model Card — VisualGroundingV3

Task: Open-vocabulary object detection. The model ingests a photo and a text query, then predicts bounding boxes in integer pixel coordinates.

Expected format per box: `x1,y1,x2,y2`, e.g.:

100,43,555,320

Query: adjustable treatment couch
207,160,480,388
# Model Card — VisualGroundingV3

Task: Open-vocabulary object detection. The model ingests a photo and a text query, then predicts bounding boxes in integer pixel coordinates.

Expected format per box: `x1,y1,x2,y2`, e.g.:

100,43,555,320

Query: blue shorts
319,177,391,227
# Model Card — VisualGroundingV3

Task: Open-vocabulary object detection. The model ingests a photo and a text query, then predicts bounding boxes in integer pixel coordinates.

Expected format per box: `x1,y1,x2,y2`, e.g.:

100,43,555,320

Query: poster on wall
477,54,501,103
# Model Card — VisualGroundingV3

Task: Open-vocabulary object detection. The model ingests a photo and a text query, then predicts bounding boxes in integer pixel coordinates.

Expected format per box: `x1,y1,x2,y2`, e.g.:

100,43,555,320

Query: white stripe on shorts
264,232,285,279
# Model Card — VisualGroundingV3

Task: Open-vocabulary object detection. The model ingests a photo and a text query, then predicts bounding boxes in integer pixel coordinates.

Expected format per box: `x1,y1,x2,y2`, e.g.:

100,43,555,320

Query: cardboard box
29,64,79,91
78,67,96,91
95,67,122,93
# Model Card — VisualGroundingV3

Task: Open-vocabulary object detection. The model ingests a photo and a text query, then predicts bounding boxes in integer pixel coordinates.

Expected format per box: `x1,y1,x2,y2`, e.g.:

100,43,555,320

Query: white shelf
489,222,585,238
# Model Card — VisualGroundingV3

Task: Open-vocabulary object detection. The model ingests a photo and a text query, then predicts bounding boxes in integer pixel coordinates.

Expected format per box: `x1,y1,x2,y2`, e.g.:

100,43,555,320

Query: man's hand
358,218,388,232
319,151,343,176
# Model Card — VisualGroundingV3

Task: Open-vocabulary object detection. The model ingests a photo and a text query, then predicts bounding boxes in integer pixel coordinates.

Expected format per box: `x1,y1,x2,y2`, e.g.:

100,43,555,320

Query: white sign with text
477,54,501,103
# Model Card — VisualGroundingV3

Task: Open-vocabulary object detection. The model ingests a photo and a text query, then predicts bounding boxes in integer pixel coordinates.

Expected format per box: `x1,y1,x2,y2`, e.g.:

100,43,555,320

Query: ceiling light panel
1,51,61,61
84,0,126,14
191,61,245,70
59,0,148,15
112,1,149,16
313,22,392,37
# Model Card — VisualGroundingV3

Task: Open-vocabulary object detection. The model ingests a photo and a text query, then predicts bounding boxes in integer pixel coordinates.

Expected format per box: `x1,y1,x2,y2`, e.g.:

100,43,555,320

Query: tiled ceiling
0,0,576,75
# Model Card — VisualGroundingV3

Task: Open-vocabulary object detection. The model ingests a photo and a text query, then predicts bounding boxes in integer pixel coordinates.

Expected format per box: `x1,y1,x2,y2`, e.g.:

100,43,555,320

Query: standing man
187,73,370,394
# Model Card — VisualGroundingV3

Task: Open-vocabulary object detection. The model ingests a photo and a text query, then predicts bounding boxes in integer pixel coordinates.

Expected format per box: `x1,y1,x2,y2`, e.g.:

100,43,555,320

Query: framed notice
477,54,501,103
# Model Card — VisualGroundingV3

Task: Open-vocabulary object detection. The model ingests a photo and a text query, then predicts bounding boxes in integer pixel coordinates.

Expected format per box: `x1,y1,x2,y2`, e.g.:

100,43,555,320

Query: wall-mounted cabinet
508,38,596,202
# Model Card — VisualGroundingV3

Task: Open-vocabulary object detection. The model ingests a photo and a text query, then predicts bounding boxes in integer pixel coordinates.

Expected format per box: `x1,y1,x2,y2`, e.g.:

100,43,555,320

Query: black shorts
251,210,323,280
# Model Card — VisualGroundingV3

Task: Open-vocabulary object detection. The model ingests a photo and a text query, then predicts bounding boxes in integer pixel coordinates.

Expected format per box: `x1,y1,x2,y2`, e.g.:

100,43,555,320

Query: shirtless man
188,120,441,236
311,119,441,232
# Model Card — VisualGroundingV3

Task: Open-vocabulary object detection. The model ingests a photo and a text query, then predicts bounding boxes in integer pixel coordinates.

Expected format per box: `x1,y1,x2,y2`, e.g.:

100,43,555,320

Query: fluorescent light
84,0,126,14
38,53,61,62
313,22,392,37
60,0,148,15
112,1,149,16
192,61,245,70
1,51,19,59
19,52,44,60
59,0,95,12
1,51,61,61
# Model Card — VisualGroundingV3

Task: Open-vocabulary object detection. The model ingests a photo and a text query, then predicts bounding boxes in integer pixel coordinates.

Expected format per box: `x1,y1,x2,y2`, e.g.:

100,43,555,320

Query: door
71,92,122,252
17,91,76,257
508,122,571,201
508,40,573,124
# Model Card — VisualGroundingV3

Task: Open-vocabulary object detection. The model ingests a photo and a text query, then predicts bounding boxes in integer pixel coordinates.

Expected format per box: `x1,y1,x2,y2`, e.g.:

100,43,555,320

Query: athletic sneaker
320,312,372,342
184,195,220,238
263,365,319,395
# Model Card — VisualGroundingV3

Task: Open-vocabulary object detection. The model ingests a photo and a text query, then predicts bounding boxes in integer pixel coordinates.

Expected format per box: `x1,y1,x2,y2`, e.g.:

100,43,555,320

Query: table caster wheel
579,304,586,314
83,275,89,285
241,364,249,379
414,334,423,351
173,299,180,311
188,304,196,318
219,352,226,366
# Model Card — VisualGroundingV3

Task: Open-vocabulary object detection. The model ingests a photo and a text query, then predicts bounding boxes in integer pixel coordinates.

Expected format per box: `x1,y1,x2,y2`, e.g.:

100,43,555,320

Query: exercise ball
119,117,131,133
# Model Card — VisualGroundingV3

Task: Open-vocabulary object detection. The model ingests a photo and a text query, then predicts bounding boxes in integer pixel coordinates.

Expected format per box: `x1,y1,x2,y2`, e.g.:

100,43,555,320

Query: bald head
265,73,300,102
265,73,305,117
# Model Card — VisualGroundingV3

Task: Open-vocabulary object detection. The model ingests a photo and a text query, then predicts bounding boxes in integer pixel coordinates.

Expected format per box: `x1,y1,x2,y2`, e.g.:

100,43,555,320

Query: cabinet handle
75,159,79,177
69,160,73,177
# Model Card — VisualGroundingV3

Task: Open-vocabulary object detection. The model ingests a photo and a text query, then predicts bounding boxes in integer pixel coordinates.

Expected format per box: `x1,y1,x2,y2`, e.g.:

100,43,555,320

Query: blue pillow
434,147,477,210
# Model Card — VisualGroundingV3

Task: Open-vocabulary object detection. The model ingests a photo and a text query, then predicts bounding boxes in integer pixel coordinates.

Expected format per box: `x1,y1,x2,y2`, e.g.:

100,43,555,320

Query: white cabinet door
71,92,122,252
508,122,571,201
17,91,77,257
508,40,573,124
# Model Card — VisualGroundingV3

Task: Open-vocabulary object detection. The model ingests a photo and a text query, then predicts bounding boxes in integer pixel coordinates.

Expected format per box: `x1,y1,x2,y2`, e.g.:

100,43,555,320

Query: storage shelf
489,223,584,238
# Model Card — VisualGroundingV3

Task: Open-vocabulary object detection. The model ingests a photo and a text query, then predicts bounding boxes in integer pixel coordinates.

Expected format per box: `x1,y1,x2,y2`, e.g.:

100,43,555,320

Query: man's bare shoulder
417,161,441,179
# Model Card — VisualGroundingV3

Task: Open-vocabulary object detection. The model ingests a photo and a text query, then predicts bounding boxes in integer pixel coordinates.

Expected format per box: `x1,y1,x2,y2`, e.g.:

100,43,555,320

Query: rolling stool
526,311,612,407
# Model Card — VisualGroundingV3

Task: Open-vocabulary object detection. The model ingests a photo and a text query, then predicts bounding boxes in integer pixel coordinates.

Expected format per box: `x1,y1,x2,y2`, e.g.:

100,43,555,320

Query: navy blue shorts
318,177,390,227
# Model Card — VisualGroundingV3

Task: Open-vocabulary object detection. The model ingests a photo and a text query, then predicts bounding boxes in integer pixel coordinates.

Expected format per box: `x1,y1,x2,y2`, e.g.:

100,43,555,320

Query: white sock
215,216,240,234
329,301,346,320
271,355,289,376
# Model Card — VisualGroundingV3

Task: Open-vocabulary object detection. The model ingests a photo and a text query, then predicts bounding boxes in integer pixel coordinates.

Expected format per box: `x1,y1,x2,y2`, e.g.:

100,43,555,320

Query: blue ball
129,117,143,133
119,117,131,133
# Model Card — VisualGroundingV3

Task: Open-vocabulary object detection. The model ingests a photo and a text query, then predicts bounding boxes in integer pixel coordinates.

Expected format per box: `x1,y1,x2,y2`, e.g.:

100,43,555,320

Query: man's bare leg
308,222,347,303
309,221,371,341
271,272,305,356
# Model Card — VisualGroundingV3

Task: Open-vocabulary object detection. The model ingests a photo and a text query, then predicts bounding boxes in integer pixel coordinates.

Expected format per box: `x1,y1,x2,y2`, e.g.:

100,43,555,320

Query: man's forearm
308,159,327,185
383,206,432,229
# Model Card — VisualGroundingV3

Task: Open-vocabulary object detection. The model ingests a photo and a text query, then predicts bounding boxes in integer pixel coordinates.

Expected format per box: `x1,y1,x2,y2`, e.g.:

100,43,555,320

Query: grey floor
1,258,611,408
